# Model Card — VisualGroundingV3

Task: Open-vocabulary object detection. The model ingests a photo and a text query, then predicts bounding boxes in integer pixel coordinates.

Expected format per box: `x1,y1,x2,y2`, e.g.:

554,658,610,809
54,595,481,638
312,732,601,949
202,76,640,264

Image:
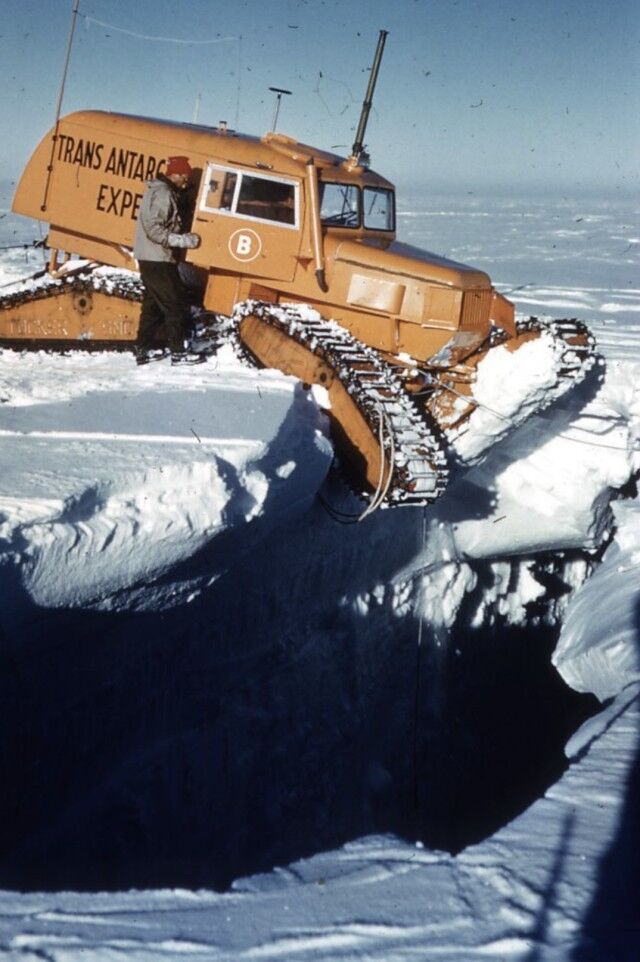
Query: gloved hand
167,232,201,249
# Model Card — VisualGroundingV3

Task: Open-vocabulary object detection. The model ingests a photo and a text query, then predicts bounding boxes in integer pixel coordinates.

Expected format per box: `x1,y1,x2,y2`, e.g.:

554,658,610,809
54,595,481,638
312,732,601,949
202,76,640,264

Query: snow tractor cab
3,35,596,508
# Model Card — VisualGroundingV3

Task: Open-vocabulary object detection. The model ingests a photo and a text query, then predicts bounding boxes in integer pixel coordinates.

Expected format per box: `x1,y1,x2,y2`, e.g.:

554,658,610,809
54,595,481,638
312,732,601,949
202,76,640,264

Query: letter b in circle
229,228,261,262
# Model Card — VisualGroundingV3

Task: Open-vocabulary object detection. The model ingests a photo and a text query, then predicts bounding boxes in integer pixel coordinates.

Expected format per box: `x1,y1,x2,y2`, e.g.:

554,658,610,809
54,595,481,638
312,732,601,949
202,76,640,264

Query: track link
0,270,143,311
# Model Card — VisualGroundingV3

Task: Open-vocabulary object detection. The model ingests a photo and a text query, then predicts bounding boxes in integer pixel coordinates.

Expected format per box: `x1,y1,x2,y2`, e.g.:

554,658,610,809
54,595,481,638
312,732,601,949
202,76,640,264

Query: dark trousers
137,260,190,353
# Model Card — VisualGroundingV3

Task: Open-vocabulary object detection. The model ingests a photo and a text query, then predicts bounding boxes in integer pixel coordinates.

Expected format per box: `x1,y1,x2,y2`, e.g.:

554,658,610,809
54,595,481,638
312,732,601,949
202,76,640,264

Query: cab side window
363,187,395,231
237,175,295,225
200,163,298,228
220,173,238,210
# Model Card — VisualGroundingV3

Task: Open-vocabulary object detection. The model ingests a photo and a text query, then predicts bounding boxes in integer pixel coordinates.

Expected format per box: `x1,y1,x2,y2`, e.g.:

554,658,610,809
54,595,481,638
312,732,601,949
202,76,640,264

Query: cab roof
63,110,395,189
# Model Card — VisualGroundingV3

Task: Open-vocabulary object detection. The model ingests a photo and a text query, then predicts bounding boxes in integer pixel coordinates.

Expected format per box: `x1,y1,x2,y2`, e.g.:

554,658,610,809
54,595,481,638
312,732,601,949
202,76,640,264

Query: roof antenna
41,0,81,211
347,29,388,169
192,92,202,124
269,86,292,132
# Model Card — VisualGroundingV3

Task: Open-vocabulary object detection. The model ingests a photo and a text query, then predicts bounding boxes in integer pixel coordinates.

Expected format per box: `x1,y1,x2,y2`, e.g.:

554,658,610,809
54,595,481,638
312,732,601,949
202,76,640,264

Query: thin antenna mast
41,0,81,211
234,34,243,129
269,86,292,132
193,92,202,124
349,29,388,168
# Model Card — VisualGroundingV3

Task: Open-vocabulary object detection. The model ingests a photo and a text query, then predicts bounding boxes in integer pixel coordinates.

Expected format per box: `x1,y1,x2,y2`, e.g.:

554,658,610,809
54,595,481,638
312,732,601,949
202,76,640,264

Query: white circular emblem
228,228,262,262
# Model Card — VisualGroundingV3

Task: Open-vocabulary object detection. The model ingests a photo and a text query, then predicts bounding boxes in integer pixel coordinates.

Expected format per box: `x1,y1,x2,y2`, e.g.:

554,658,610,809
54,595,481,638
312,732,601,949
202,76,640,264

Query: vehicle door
188,162,302,281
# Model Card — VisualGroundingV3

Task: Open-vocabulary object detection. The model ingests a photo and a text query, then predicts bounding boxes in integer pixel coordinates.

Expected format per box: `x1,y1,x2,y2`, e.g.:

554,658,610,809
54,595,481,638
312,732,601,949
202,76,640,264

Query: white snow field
0,189,638,960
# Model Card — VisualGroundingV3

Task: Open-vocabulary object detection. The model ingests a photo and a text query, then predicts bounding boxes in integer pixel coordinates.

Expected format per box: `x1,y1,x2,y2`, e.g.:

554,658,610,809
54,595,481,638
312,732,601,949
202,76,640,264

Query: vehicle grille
461,289,492,329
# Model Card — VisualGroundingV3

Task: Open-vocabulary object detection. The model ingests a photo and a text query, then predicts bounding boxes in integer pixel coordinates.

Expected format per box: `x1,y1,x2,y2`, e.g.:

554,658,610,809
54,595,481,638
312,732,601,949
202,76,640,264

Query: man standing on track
134,155,205,366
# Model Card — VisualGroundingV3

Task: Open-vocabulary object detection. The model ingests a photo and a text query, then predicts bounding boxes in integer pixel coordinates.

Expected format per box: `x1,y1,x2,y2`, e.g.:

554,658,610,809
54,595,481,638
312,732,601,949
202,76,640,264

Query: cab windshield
320,183,395,231
319,183,359,227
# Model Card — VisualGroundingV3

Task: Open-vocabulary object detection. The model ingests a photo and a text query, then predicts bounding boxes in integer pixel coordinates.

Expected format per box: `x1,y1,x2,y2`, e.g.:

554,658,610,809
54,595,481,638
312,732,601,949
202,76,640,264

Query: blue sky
1,0,638,193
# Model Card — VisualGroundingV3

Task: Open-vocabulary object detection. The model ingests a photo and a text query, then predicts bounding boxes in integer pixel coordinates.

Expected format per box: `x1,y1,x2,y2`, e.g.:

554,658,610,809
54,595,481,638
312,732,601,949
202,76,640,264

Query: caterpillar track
232,300,450,506
489,315,597,378
421,314,599,449
522,317,597,378
0,269,143,348
0,272,599,507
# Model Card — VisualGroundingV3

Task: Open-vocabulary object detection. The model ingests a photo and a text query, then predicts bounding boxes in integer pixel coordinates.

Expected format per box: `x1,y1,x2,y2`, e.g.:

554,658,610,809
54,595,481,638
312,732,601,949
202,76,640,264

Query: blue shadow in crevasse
572,593,640,961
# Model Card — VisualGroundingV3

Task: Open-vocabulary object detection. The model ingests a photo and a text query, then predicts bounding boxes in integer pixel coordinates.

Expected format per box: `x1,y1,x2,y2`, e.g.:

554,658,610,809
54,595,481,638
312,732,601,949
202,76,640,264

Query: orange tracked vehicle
2,32,595,507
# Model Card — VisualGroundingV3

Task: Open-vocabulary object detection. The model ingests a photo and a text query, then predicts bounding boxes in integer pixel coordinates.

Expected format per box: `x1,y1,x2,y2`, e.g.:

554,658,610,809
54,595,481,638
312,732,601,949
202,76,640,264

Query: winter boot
170,349,207,366
135,346,170,366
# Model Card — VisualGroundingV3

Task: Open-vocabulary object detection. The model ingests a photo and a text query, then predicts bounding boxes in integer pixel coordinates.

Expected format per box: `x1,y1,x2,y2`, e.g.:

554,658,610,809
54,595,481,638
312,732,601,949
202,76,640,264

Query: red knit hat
166,156,192,177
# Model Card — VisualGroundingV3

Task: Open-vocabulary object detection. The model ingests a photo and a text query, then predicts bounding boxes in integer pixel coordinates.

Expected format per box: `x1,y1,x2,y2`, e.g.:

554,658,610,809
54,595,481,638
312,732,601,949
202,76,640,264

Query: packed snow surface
1,189,639,959
0,346,332,609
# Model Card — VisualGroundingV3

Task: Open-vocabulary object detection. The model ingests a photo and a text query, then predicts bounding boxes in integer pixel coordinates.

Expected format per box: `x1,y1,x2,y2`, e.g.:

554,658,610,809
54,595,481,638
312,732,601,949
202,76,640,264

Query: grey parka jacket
134,177,182,263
